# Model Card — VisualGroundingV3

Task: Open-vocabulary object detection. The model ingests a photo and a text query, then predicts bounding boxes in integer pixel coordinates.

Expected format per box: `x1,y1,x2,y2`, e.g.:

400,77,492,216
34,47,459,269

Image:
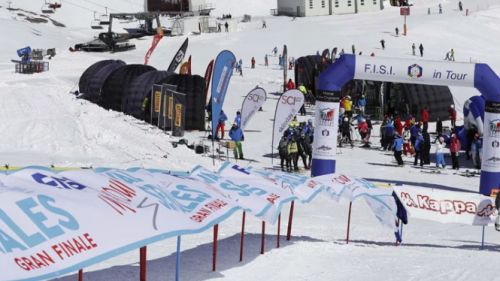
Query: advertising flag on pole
283,44,288,93
240,87,267,130
204,59,215,106
271,89,304,150
144,34,164,65
210,50,236,137
167,37,189,73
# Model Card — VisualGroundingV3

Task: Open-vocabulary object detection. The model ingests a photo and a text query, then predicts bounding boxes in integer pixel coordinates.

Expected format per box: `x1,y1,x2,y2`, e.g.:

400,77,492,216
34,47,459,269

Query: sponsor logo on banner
215,66,230,103
319,108,335,126
488,119,500,138
317,145,332,151
247,93,264,102
407,64,423,78
321,129,330,136
154,91,161,113
175,50,184,64
280,95,302,105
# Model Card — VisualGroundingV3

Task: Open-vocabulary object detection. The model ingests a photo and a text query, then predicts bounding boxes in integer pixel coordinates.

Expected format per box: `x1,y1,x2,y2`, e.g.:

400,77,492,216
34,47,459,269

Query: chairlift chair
99,14,110,25
41,3,54,13
91,11,103,29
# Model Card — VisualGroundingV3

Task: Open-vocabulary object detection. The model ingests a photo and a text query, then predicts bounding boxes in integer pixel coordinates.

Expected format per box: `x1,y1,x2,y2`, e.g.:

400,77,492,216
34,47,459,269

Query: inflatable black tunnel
100,64,156,112
160,74,206,130
124,70,173,119
85,60,126,103
295,55,322,96
79,60,119,95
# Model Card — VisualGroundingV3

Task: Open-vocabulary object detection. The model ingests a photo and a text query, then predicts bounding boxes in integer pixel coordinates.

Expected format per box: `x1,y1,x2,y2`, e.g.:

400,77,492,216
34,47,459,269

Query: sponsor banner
204,59,215,106
481,103,500,172
0,167,238,281
167,38,189,73
217,163,297,223
283,44,287,93
393,185,496,225
240,87,267,129
211,50,237,137
271,89,305,149
144,34,163,65
246,166,325,203
354,56,475,87
312,101,340,160
313,173,398,231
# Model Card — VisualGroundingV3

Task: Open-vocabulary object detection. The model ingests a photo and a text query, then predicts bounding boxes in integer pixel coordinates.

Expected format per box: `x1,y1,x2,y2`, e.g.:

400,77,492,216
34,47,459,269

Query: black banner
172,92,186,137
486,101,500,113
167,37,189,73
315,89,341,103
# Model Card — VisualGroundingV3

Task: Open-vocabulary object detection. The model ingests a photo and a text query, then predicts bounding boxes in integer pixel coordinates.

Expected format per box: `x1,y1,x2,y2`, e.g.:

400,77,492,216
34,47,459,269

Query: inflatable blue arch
312,54,500,196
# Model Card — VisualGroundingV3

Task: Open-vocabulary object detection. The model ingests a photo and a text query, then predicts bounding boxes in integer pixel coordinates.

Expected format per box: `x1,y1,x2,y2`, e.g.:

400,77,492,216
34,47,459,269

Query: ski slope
1,0,500,280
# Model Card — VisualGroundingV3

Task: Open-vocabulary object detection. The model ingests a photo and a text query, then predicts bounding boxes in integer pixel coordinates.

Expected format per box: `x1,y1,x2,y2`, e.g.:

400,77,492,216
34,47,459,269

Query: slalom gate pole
481,226,485,250
396,219,401,246
140,246,147,281
78,269,83,281
239,211,246,262
212,140,215,166
346,202,353,244
260,221,266,254
175,236,181,281
212,224,219,271
277,213,281,248
286,201,295,241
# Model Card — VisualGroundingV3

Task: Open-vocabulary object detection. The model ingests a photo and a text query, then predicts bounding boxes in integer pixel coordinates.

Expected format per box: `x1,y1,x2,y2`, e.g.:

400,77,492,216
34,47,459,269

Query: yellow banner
175,104,182,127
154,91,162,113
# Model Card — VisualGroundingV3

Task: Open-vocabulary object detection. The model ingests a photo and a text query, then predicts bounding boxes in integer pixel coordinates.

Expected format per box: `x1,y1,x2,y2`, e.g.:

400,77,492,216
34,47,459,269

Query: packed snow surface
1,0,500,280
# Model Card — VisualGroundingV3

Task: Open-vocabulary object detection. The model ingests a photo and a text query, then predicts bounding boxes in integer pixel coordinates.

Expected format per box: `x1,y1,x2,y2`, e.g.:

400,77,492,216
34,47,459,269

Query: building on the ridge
144,0,214,15
277,0,383,17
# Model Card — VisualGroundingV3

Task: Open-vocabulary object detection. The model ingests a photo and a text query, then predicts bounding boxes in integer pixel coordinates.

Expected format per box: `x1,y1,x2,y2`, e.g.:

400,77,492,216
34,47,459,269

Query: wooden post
140,246,147,281
260,221,265,254
239,211,246,262
346,202,353,244
212,224,219,271
286,201,295,241
277,213,281,248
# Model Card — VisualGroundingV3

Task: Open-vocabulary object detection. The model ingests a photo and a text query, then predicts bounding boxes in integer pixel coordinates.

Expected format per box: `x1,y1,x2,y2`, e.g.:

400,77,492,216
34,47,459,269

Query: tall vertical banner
311,91,340,176
480,101,500,195
167,37,189,73
150,84,163,125
144,34,163,65
210,50,236,137
283,44,288,93
159,84,177,130
204,59,215,106
172,92,187,137
240,87,267,130
271,89,304,150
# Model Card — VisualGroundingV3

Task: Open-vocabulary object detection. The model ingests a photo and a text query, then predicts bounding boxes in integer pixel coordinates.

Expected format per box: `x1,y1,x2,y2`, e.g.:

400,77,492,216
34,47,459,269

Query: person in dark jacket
419,43,424,57
229,123,244,159
414,132,424,166
450,133,461,169
340,117,354,147
423,131,431,164
278,134,290,172
436,117,443,136
393,134,404,166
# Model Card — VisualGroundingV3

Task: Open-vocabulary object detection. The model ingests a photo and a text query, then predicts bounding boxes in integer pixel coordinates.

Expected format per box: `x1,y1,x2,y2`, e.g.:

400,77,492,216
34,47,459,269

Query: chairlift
91,11,103,29
41,3,54,14
99,7,110,25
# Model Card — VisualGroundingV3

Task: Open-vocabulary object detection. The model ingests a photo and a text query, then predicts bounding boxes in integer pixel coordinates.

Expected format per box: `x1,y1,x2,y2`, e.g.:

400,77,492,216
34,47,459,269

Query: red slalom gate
78,269,83,281
140,246,147,281
286,201,295,241
260,221,266,254
346,202,353,244
239,211,246,262
212,224,219,271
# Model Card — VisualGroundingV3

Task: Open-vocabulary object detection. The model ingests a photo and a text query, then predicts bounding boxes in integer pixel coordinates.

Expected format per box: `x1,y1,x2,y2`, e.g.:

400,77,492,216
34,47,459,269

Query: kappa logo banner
0,167,238,281
393,185,496,225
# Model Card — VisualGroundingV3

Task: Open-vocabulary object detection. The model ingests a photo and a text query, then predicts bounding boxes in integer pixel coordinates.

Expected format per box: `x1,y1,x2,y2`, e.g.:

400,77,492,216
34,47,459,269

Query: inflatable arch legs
312,54,500,196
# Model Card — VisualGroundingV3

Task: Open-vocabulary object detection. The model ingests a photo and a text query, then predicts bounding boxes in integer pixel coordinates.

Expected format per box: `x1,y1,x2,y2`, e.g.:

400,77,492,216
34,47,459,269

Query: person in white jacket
435,136,446,168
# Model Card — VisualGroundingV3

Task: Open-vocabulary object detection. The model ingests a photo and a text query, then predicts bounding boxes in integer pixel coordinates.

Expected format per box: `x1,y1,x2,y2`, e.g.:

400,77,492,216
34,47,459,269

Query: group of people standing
278,117,314,172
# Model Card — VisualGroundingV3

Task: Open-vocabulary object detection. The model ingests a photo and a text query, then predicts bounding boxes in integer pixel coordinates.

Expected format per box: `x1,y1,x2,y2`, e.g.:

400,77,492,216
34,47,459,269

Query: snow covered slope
1,0,500,280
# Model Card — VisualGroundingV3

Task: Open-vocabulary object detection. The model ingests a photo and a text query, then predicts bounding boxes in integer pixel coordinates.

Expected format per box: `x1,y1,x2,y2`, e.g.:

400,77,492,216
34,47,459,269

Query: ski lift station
144,0,215,16
277,0,384,16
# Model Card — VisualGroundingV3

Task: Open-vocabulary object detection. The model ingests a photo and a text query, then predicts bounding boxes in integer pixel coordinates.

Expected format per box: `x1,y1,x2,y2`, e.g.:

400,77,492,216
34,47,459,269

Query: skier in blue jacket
229,123,244,159
414,132,424,166
393,134,404,166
